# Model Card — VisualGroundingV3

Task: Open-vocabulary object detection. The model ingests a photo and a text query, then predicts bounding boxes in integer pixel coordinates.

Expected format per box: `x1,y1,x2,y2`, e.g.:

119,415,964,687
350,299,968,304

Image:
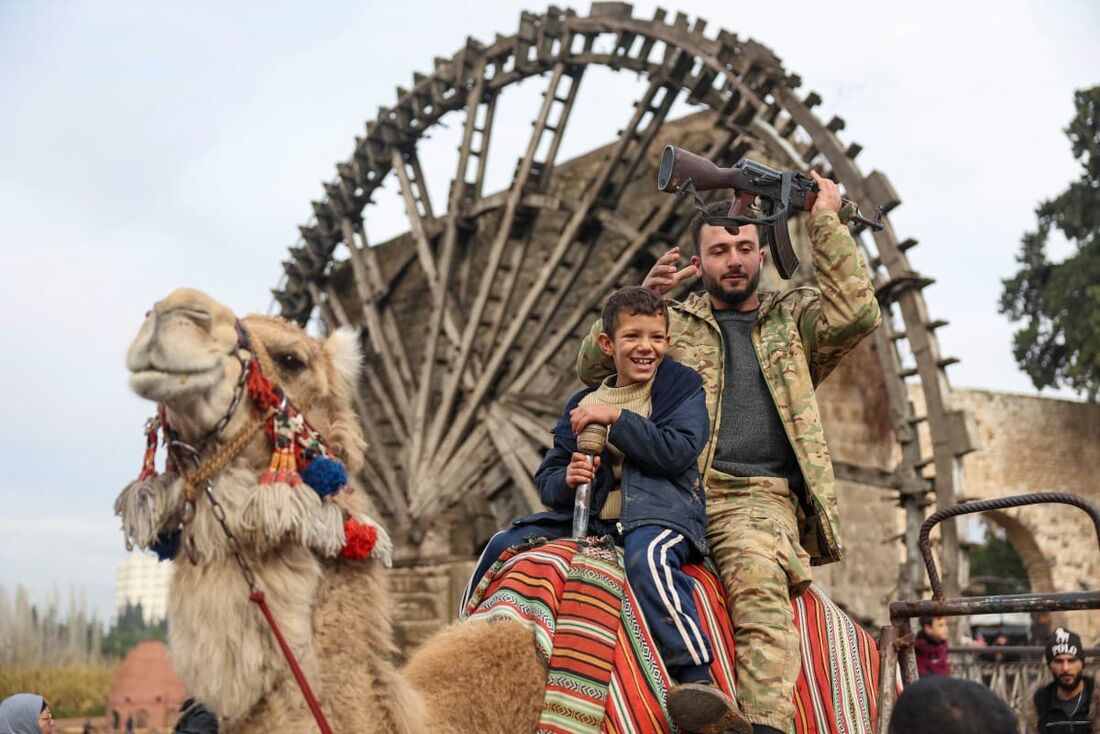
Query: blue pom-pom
151,529,180,562
300,455,348,498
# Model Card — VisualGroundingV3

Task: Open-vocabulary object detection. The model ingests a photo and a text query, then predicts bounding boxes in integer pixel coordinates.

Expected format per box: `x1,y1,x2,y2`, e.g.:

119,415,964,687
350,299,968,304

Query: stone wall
950,388,1100,644
808,371,1100,645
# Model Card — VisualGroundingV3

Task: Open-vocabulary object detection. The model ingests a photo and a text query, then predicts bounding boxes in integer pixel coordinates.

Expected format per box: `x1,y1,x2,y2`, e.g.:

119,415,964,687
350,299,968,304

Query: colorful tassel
240,480,321,544
339,518,378,561
246,360,282,413
305,500,346,557
300,455,347,498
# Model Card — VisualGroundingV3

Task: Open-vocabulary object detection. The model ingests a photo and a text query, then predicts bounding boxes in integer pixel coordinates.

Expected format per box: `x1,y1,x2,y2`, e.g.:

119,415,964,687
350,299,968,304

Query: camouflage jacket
577,211,881,565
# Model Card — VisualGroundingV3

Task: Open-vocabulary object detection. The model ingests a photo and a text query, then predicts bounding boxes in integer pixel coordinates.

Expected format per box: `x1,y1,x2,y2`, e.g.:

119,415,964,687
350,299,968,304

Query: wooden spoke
507,131,735,392
429,76,682,472
306,281,407,522
485,403,543,513
406,59,490,493
420,63,580,473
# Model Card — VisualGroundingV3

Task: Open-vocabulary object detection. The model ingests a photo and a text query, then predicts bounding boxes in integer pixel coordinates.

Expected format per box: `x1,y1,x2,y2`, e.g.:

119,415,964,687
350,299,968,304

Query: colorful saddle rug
463,538,881,734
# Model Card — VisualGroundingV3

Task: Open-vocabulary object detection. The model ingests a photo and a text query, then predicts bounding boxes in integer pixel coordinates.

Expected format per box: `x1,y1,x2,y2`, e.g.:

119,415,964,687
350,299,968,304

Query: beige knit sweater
579,375,653,519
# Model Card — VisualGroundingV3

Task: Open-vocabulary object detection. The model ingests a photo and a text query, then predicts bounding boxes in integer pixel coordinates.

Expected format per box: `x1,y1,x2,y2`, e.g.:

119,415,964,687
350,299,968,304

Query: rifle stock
658,145,740,192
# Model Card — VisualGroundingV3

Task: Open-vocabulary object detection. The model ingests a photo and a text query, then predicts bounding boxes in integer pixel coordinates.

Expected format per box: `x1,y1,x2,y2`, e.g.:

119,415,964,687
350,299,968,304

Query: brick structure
105,640,188,732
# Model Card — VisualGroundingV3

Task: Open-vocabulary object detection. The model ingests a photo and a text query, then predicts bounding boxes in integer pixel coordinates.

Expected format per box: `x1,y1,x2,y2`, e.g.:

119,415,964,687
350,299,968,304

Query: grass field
0,664,116,719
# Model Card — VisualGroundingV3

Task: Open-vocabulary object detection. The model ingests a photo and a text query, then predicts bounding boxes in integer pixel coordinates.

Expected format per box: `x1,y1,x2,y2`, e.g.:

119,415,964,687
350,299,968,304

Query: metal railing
876,493,1100,734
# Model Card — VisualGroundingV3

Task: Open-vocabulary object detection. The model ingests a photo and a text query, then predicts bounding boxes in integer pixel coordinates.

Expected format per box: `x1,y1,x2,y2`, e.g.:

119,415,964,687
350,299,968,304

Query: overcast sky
1,0,1097,621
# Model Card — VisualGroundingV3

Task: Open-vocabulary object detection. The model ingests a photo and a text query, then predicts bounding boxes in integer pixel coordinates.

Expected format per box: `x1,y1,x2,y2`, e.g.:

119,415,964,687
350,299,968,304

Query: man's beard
1054,669,1084,692
702,267,762,308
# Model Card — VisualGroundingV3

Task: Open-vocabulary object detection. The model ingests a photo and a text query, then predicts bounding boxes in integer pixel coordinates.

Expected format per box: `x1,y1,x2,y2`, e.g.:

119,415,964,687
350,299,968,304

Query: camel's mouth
129,363,225,403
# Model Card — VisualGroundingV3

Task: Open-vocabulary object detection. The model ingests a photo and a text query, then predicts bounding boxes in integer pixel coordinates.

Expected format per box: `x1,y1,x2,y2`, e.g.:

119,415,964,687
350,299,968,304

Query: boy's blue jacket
520,358,710,554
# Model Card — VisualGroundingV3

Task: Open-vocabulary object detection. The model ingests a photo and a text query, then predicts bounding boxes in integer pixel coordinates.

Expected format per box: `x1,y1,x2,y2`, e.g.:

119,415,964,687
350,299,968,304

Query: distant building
114,553,172,623
106,639,188,732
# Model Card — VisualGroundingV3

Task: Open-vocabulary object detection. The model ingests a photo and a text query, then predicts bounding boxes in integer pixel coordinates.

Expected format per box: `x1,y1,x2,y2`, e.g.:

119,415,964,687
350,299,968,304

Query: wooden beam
486,403,543,513
410,423,497,519
341,218,416,419
307,280,408,524
507,90,719,393
421,63,575,470
406,58,489,496
472,92,498,199
430,76,680,472
391,147,441,289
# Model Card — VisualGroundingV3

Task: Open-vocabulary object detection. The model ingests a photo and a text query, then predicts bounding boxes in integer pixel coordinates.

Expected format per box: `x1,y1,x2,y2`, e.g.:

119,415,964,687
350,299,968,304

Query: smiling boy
463,286,750,733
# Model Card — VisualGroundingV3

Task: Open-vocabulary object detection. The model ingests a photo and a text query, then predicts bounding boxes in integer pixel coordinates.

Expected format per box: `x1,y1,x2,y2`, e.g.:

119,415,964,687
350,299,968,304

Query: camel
115,288,547,733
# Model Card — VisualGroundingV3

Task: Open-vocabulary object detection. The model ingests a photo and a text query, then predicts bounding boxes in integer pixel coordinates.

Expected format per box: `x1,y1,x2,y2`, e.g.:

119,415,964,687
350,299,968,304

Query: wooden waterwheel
272,3,979,628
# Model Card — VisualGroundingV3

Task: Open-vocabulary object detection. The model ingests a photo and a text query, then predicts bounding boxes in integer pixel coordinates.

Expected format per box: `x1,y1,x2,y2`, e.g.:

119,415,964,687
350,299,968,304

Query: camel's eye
275,353,307,374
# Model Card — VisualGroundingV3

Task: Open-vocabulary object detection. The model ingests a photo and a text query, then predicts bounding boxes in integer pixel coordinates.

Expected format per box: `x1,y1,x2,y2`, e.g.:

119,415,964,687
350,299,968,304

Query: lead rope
166,324,335,733
171,446,334,734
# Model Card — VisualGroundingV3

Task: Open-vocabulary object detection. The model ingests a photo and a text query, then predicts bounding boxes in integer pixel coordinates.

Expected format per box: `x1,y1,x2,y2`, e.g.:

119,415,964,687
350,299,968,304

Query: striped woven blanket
464,538,880,734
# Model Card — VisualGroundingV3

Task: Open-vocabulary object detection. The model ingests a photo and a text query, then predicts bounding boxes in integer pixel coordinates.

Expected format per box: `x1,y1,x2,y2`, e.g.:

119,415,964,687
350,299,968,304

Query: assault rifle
657,145,884,279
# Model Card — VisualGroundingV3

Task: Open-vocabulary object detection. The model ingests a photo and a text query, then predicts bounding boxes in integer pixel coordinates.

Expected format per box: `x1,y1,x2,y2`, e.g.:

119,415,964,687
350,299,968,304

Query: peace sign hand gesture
642,247,697,296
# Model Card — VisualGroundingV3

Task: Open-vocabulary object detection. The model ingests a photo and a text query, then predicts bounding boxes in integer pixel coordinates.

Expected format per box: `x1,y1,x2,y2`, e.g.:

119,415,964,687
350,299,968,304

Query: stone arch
977,508,1055,594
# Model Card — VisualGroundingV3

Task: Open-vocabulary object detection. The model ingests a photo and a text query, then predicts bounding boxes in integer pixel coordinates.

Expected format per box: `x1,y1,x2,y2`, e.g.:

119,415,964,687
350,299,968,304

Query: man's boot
666,683,752,734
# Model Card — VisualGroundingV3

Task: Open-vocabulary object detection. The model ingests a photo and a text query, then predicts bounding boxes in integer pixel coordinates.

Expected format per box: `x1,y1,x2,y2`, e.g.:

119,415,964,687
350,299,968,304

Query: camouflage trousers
705,472,812,732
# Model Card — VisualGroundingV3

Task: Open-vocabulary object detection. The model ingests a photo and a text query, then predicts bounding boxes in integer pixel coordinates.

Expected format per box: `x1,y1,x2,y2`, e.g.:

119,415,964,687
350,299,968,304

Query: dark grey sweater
711,307,802,488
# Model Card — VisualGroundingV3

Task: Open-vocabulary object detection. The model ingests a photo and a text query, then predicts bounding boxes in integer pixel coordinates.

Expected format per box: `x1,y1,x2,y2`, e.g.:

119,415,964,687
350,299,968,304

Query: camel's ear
323,327,362,392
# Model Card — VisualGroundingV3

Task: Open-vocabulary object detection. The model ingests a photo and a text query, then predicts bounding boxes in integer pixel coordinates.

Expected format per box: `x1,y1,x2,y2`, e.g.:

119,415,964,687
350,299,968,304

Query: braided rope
180,410,272,503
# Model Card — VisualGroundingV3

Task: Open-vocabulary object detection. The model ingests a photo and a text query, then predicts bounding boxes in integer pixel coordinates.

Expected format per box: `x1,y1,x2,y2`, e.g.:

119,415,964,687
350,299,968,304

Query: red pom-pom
340,518,378,560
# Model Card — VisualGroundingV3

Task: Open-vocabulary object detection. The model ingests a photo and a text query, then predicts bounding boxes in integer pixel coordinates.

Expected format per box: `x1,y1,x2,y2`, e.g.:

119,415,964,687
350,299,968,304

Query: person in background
1022,627,1096,734
0,693,55,734
888,675,1016,734
914,615,951,677
173,698,218,734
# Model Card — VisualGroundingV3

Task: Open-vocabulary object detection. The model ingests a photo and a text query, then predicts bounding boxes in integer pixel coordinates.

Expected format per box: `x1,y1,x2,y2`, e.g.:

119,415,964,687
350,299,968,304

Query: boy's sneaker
666,683,752,734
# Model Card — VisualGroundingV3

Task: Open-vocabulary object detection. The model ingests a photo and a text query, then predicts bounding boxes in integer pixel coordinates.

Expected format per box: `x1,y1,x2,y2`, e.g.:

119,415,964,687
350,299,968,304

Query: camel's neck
314,560,428,734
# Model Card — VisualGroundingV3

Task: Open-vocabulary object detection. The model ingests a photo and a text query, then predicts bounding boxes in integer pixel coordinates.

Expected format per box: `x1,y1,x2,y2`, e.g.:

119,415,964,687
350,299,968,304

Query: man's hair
686,199,763,259
687,199,735,259
888,676,1016,734
601,286,668,338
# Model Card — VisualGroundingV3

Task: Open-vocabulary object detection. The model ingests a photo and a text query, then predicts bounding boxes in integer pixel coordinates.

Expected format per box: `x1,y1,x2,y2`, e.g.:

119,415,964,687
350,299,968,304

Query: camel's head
127,288,365,472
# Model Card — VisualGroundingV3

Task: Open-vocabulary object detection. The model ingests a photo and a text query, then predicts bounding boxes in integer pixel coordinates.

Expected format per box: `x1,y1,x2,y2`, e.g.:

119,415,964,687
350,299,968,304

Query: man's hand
566,452,602,488
569,404,620,435
810,171,842,214
642,247,697,295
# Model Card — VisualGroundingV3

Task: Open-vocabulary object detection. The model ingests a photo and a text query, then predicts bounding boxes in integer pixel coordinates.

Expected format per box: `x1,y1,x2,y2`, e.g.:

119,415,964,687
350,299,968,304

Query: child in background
915,615,952,677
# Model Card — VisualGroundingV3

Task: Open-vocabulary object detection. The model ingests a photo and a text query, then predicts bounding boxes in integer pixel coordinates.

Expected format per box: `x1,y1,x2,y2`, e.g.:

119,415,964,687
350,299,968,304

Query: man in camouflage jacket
577,173,880,734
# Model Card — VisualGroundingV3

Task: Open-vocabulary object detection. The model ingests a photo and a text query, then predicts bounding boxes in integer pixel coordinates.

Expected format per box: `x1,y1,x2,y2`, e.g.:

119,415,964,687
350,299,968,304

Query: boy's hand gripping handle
572,424,609,538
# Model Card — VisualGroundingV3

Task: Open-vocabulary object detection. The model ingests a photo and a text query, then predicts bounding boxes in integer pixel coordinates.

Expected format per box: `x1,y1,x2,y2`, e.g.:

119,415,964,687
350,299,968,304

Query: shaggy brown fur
117,289,547,733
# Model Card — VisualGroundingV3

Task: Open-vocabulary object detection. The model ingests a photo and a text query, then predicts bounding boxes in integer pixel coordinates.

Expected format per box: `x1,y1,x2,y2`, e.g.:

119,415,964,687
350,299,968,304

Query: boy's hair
888,676,1016,734
601,286,668,338
919,615,940,628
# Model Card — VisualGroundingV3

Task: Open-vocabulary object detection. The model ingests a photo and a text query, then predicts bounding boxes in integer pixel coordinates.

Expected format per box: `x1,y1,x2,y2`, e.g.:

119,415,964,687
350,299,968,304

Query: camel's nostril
161,306,213,332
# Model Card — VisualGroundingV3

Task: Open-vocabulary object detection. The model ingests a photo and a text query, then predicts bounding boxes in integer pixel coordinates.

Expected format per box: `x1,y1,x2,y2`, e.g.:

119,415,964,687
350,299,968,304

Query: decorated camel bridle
123,320,385,734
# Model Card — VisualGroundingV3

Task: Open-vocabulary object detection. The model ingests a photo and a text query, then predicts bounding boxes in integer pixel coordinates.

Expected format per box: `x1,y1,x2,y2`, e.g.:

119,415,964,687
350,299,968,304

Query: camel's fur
117,288,545,733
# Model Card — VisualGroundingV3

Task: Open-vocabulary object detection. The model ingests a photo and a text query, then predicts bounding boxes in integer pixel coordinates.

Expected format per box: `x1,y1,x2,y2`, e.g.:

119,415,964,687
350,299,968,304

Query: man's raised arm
798,172,882,384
